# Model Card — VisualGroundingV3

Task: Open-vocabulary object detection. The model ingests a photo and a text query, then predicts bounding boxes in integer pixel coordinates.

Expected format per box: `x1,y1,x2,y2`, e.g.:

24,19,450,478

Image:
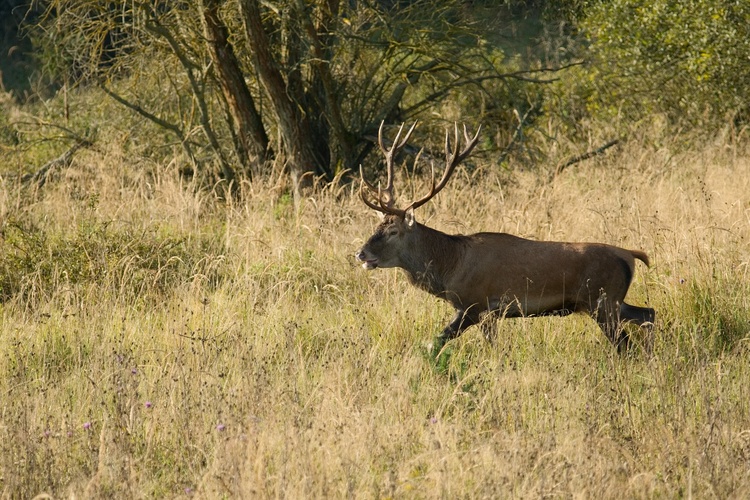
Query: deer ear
404,207,416,228
376,211,385,221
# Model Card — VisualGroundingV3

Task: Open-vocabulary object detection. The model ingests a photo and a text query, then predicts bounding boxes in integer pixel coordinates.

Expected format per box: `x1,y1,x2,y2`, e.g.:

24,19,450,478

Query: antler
407,123,481,212
359,121,418,217
359,121,480,216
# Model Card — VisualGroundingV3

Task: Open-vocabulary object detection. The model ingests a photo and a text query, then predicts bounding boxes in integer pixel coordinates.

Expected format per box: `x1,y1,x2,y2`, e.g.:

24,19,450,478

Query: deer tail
630,250,650,267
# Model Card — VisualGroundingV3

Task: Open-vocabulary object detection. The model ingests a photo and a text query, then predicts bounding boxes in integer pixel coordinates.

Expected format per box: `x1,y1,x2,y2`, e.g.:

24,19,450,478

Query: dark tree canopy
6,0,746,190
24,0,566,189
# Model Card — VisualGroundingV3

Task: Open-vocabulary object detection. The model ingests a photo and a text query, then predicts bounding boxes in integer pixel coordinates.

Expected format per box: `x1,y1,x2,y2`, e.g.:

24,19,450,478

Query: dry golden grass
1,133,749,498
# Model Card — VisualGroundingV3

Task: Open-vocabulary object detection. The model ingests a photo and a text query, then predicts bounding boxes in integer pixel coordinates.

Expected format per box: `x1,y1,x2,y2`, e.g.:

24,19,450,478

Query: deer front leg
430,308,480,359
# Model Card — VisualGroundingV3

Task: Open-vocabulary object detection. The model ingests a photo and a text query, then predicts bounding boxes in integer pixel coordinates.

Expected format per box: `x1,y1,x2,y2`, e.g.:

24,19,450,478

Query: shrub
0,214,226,307
576,0,750,130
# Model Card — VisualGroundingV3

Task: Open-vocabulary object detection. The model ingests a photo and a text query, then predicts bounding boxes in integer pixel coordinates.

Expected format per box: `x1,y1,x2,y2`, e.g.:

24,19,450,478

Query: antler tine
378,121,418,156
360,166,405,216
359,164,379,194
378,121,418,199
377,121,397,200
457,123,482,164
408,123,481,211
359,155,409,219
358,165,385,210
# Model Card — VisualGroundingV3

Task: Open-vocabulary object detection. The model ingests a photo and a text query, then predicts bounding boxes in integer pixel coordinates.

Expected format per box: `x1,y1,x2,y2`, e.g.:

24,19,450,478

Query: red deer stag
356,122,655,355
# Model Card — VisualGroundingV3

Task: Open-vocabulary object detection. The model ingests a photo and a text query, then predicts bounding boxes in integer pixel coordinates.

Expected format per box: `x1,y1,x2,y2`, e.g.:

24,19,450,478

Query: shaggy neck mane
399,222,466,298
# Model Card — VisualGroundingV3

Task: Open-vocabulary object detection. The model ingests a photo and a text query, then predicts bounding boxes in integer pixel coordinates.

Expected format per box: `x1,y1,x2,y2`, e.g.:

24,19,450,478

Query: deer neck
399,223,465,298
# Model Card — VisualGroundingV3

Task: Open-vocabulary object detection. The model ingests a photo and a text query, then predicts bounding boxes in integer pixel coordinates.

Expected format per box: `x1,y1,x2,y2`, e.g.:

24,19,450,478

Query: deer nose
355,250,366,262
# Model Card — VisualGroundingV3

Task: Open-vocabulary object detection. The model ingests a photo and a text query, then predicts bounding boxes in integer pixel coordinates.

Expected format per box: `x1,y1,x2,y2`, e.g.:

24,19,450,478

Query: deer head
356,122,480,270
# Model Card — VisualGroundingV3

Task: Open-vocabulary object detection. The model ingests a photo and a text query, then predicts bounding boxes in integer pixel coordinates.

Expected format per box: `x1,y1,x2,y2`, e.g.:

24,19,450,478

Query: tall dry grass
1,132,749,498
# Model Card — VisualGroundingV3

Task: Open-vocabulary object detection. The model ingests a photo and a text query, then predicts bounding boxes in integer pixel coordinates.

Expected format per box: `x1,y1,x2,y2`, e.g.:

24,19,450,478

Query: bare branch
21,137,94,188
99,83,197,164
145,10,235,183
553,139,621,179
497,106,537,166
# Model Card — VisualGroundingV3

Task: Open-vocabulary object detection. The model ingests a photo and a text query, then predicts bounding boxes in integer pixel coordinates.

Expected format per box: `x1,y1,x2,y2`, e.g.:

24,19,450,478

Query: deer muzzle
355,249,378,270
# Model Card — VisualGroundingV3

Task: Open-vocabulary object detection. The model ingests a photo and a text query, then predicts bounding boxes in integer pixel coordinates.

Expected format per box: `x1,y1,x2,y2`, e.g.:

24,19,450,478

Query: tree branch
497,106,537,165
145,11,235,184
553,138,621,177
21,137,93,188
99,82,197,164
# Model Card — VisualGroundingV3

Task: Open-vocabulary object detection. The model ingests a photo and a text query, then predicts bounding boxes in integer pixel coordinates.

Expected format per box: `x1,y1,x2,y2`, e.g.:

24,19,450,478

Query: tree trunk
200,0,269,178
238,0,322,191
291,0,354,173
144,12,236,186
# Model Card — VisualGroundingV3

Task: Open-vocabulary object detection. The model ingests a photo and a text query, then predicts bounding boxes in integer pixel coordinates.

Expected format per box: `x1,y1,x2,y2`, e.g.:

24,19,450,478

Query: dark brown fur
357,214,655,353
357,122,654,354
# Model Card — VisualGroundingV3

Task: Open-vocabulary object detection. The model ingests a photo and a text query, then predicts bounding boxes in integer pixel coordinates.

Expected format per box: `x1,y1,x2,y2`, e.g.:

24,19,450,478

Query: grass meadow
1,130,750,498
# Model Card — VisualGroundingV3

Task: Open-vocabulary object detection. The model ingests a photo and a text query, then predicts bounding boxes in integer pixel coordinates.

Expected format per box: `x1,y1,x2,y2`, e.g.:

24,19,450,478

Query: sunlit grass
1,133,750,497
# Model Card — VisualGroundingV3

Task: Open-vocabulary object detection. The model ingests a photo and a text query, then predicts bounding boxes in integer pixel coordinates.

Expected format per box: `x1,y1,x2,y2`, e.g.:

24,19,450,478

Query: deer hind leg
594,293,630,353
479,310,501,343
595,294,657,354
478,299,503,343
620,302,656,353
619,302,655,328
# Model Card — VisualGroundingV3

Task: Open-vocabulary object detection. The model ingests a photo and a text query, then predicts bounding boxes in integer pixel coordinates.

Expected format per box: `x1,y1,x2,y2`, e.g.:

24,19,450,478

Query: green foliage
0,208,227,306
676,270,750,355
20,0,578,180
573,0,750,129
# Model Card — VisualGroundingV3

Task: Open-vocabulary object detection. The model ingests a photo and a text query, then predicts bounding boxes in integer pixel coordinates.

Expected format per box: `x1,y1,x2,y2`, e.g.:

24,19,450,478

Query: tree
577,0,750,129
200,0,269,179
34,0,569,189
238,0,323,189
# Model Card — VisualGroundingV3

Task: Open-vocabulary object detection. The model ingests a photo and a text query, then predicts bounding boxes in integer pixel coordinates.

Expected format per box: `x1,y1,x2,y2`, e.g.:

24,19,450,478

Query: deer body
357,123,655,354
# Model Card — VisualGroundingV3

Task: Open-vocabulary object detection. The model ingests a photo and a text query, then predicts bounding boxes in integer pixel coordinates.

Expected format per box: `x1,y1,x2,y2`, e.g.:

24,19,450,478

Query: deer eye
387,228,399,237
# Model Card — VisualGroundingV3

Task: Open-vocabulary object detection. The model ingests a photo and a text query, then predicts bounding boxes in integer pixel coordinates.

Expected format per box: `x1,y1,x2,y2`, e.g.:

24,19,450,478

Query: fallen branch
554,138,621,177
21,137,93,188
